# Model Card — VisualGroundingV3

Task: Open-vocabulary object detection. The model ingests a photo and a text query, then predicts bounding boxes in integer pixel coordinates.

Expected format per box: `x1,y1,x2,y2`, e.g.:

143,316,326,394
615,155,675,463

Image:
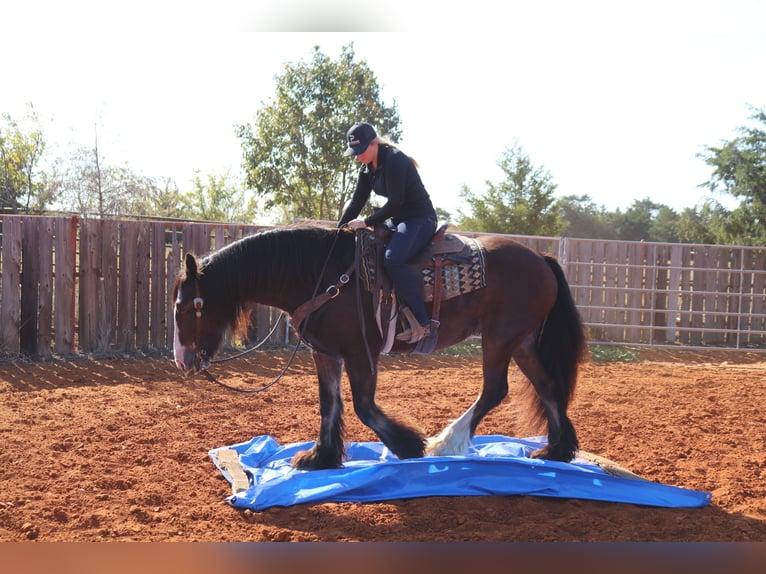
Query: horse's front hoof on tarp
530,445,576,463
291,447,343,471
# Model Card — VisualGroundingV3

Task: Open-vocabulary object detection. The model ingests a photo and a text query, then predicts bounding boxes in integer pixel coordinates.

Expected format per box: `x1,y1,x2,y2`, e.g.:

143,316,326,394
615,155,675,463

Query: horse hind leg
291,350,346,470
426,396,481,456
427,353,512,456
512,333,579,462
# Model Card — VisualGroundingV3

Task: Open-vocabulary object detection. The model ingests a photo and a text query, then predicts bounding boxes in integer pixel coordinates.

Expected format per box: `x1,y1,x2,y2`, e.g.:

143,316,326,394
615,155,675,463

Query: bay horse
172,224,588,470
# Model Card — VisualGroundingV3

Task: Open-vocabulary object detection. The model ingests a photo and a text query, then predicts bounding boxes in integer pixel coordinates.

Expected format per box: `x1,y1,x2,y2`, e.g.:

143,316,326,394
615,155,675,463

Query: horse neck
207,228,347,313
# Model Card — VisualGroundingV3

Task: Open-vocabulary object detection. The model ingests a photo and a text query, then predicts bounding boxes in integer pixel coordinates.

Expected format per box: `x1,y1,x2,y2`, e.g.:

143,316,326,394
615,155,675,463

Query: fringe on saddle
357,224,488,354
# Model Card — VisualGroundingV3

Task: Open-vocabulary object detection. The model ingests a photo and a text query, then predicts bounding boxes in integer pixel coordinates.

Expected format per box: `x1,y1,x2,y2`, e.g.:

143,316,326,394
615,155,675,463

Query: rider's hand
346,218,367,231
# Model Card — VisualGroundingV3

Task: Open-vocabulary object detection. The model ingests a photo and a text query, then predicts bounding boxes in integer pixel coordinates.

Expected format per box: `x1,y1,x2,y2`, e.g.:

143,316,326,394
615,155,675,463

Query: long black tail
537,255,588,408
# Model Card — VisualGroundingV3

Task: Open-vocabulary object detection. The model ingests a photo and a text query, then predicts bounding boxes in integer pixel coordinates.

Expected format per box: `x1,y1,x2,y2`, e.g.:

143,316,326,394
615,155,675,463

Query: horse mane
196,224,355,339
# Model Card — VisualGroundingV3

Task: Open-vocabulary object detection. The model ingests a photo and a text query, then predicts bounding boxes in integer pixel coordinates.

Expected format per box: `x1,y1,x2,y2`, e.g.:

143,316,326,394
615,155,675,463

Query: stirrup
396,306,422,342
414,320,440,354
396,320,427,343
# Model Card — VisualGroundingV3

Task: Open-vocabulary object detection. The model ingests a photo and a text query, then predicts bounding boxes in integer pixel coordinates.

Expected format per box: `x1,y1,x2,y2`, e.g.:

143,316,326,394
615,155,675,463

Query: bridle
184,226,356,394
185,279,295,394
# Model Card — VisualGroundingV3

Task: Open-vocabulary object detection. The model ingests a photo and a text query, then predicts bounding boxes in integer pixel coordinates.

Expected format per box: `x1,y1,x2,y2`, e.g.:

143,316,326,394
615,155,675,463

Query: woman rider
339,122,439,346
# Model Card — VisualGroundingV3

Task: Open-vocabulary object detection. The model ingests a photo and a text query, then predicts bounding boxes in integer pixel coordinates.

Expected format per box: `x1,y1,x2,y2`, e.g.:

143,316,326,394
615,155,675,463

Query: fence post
0,217,22,355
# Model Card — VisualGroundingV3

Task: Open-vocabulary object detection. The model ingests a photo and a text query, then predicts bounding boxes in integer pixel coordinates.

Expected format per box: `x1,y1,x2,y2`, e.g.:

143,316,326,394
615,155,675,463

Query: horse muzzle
174,347,210,374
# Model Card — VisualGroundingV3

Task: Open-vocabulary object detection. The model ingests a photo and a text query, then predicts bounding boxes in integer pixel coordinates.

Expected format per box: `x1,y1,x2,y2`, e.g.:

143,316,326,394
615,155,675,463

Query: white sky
2,1,765,221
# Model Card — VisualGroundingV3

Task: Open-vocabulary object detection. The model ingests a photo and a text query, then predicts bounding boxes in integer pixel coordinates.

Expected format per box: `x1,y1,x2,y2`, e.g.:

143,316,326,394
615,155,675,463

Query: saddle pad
358,232,488,302
422,236,487,302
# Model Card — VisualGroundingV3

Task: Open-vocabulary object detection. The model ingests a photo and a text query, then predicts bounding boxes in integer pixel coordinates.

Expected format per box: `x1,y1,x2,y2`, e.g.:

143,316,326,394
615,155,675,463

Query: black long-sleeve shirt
339,145,436,227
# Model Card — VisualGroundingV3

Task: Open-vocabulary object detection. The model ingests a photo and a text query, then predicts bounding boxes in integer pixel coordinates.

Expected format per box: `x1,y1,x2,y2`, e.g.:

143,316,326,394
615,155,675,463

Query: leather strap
290,263,355,332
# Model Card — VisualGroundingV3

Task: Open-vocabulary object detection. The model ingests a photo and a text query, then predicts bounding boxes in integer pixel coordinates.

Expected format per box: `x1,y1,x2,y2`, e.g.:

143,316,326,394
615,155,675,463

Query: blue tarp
209,435,712,510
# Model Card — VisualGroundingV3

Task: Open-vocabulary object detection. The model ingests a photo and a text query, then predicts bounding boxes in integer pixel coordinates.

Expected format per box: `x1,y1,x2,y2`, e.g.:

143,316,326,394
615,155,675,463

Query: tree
457,144,561,235
648,205,681,243
179,169,258,222
555,194,611,238
236,44,401,223
55,143,184,218
699,105,766,245
0,104,52,213
674,201,729,244
605,198,661,241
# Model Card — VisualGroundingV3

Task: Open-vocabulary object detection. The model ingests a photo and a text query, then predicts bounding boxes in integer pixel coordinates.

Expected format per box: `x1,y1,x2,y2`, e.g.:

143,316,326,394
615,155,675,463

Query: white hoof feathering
425,401,477,456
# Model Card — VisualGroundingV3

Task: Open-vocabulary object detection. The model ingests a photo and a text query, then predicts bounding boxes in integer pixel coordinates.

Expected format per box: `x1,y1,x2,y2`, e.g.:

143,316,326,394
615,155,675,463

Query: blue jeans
384,216,437,327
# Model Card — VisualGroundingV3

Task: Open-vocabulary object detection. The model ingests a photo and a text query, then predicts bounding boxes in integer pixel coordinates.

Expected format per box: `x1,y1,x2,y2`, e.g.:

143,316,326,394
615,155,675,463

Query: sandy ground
1,347,765,543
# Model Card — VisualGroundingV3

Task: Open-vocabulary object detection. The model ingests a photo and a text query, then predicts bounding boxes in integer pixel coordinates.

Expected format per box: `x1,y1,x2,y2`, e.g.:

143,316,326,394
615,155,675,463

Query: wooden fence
1,214,765,359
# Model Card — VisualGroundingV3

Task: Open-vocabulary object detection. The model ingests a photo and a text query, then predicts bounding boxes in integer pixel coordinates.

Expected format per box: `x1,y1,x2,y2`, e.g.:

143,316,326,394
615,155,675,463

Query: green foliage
556,194,612,239
698,106,766,245
0,104,51,213
457,143,562,235
236,44,401,223
436,339,482,357
600,198,684,242
589,345,638,363
180,170,258,222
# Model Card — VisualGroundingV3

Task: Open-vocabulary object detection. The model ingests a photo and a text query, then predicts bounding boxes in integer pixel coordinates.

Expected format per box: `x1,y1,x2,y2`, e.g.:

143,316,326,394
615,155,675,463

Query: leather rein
194,227,358,394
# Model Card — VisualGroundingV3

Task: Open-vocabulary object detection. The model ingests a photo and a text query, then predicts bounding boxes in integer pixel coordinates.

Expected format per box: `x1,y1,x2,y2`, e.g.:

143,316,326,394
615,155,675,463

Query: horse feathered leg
291,350,346,470
427,344,513,456
426,398,478,456
514,255,587,462
513,331,580,462
345,357,426,460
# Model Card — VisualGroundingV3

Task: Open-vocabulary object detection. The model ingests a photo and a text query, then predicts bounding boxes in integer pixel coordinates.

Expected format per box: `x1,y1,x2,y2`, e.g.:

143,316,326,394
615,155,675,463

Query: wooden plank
677,246,693,344
100,219,119,347
0,217,22,354
166,223,182,348
150,222,167,349
586,241,606,341
135,222,151,350
183,222,211,259
651,244,669,344
626,242,643,343
118,221,139,351
78,219,96,351
214,448,250,494
748,249,766,345
36,217,54,358
53,217,76,355
690,247,707,346
722,248,740,346
20,218,40,355
707,246,727,344
570,240,593,323
603,242,621,341
95,276,110,352
213,223,226,251
666,244,683,343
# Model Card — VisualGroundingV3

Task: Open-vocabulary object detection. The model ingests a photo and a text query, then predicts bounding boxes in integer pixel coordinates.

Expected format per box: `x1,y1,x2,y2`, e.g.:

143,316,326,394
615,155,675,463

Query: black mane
198,225,356,322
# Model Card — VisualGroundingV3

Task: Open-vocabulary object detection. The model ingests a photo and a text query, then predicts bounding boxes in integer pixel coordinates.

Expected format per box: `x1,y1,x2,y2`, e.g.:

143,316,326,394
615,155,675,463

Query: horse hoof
291,448,342,470
530,446,574,463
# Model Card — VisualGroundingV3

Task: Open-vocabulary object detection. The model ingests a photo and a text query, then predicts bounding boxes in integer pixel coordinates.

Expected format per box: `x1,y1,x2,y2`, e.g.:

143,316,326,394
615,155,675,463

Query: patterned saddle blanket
357,229,488,303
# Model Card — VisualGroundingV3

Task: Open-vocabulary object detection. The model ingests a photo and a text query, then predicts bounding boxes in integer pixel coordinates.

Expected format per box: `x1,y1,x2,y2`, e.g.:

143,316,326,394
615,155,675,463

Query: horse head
172,252,227,374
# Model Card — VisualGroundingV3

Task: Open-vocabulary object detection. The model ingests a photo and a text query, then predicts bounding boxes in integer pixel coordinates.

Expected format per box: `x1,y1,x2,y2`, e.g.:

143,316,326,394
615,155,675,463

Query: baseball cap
344,122,377,156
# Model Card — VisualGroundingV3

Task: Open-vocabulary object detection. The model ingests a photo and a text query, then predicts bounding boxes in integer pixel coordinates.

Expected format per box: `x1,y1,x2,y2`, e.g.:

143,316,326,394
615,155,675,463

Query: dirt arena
1,347,765,543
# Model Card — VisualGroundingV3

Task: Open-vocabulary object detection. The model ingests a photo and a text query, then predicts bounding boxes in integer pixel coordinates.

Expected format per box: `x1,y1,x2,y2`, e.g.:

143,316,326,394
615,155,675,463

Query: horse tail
537,255,588,407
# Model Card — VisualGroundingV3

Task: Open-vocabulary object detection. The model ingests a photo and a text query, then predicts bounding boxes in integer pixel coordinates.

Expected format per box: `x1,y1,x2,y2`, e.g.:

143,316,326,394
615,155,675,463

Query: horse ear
184,252,198,278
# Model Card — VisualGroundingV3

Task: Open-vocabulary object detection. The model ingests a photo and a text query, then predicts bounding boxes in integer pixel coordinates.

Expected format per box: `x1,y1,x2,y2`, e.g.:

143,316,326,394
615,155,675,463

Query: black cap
344,122,377,157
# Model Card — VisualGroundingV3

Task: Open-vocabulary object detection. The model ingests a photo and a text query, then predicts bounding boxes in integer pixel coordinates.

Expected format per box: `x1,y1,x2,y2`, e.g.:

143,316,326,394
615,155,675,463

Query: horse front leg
345,358,426,460
291,350,346,470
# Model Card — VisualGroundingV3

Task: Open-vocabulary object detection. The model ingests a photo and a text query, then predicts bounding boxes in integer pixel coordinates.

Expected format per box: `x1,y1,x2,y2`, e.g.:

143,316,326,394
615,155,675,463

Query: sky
2,0,765,221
